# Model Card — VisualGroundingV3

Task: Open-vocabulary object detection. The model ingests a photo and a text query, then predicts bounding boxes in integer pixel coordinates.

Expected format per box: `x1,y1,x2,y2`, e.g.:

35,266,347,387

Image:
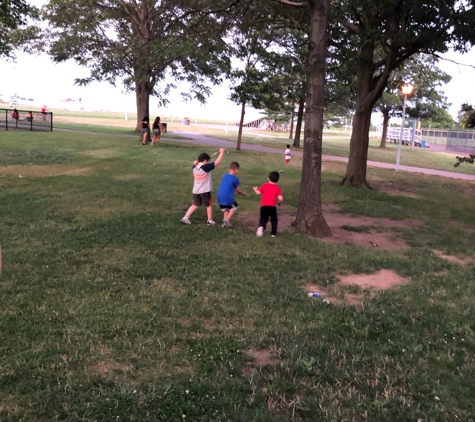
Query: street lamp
396,83,414,170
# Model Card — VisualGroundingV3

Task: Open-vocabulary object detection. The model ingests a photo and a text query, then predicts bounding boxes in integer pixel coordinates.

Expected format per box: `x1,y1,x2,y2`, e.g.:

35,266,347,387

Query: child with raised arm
181,148,225,225
253,171,283,237
217,161,246,228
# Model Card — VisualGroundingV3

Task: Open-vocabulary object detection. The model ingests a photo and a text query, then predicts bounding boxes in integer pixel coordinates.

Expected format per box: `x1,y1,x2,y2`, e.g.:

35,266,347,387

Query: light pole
396,83,414,171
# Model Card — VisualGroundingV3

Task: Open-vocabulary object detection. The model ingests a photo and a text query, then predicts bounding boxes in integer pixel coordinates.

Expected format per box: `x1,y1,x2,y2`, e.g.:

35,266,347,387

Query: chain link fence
421,128,475,152
1,108,53,132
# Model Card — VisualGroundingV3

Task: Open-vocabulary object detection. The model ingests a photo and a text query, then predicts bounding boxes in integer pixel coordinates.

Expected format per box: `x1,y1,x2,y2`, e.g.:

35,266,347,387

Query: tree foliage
330,0,475,187
0,0,37,57
459,103,475,128
42,0,236,129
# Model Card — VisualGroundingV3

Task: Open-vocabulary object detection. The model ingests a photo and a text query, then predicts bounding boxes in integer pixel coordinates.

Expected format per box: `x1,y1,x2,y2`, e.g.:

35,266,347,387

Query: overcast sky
1,0,474,122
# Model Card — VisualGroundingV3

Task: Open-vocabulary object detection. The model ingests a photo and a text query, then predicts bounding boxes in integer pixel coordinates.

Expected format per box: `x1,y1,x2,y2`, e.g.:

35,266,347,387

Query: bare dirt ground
240,203,420,250
432,250,474,266
304,269,411,307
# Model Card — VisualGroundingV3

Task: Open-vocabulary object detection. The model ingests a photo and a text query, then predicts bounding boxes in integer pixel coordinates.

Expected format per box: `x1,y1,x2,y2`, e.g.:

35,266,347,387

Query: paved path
172,132,475,182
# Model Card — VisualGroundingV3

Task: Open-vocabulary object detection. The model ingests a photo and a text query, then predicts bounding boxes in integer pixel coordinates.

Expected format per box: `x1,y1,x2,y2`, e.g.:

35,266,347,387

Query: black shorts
219,202,238,212
193,192,212,206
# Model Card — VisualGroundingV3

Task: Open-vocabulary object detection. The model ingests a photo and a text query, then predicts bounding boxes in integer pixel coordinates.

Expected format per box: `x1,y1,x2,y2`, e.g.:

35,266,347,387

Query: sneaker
207,219,216,225
256,226,264,237
181,216,191,225
271,234,278,237
222,220,232,228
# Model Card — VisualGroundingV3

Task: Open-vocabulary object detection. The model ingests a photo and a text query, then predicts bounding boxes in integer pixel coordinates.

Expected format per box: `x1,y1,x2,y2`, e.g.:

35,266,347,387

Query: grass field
1,131,475,421
47,113,474,176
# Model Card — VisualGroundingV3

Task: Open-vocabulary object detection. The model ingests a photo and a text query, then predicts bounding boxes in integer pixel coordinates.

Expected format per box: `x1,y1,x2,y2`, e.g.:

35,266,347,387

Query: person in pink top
253,171,283,237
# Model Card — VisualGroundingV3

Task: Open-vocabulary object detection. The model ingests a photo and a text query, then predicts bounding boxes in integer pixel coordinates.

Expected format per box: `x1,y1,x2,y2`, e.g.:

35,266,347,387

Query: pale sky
1,0,474,122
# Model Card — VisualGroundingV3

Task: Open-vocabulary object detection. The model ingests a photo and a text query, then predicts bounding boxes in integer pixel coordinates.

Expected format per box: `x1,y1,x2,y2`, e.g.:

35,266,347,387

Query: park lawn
1,131,475,421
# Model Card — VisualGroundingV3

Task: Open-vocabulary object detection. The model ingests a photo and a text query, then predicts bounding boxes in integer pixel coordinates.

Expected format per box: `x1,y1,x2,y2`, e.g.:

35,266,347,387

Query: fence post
50,112,53,132
5,109,8,131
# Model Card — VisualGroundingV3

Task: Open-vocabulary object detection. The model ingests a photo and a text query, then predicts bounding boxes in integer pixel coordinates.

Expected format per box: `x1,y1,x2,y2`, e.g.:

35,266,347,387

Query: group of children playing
180,145,291,237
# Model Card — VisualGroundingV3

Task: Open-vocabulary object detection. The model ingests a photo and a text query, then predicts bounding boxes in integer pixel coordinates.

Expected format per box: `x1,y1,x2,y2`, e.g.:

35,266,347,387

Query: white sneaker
181,216,191,225
207,219,216,225
256,226,264,237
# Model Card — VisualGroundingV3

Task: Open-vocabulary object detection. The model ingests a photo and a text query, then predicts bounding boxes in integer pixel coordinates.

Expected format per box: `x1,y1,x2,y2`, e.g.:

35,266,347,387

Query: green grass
1,131,475,421
204,130,475,175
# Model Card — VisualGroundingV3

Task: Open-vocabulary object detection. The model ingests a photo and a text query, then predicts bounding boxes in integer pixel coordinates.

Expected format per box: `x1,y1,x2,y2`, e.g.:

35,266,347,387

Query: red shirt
258,183,282,206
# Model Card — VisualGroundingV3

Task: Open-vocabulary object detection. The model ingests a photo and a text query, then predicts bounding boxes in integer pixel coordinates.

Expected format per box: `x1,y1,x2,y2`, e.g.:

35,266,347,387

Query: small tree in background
459,103,475,129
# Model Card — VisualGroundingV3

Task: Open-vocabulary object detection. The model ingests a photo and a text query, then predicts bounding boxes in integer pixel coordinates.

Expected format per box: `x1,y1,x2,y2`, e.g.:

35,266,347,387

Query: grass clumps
1,130,474,421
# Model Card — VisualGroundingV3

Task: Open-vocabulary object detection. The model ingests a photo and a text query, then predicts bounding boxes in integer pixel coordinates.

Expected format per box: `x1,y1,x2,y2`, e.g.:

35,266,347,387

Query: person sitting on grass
181,148,225,226
253,171,283,238
217,161,246,228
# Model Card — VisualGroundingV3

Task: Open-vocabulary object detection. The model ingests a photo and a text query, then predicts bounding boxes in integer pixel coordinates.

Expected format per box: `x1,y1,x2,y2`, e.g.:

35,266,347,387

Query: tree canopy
0,0,37,57
42,0,236,130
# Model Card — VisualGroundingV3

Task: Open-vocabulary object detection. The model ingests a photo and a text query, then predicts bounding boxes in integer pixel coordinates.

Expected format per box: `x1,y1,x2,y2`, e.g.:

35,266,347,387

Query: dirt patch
244,348,280,367
90,359,135,377
240,204,419,250
339,269,410,290
0,164,92,177
304,269,410,307
432,250,473,266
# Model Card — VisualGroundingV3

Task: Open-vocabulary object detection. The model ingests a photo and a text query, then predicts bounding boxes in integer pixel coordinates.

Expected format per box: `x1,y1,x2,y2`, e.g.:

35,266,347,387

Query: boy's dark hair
229,161,240,170
286,144,290,148
198,152,211,163
269,171,280,183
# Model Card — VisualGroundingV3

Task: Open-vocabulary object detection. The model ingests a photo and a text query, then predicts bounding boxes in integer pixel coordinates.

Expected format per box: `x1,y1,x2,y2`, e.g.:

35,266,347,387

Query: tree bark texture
236,101,246,151
289,110,294,139
293,0,332,238
135,80,152,143
379,109,390,148
293,96,305,148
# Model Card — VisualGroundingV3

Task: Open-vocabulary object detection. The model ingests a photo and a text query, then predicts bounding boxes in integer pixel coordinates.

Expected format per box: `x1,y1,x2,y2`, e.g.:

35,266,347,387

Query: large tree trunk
379,109,390,148
236,101,246,151
293,96,305,148
342,44,393,187
293,0,332,238
135,80,151,142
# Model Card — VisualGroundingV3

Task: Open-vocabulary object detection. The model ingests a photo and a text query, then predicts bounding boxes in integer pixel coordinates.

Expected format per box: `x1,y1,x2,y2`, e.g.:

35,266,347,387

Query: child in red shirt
253,171,283,237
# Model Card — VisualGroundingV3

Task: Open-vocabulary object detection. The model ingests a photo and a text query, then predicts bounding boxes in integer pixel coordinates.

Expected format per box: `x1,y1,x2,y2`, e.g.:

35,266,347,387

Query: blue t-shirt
217,173,241,205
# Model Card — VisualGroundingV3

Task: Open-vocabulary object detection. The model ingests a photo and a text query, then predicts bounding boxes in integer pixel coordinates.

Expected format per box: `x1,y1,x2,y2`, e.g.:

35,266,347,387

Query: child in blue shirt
217,161,246,227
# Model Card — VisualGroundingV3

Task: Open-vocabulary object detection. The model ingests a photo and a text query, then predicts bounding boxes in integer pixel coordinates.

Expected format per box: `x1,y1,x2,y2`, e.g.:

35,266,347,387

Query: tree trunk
135,80,151,142
293,96,305,148
289,110,294,139
342,43,393,187
236,101,246,151
293,0,332,238
379,109,390,148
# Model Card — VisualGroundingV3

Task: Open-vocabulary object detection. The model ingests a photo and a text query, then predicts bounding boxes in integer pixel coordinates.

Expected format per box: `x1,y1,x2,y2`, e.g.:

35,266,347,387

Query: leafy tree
42,0,236,131
0,0,37,57
330,0,475,187
459,103,475,128
377,54,452,148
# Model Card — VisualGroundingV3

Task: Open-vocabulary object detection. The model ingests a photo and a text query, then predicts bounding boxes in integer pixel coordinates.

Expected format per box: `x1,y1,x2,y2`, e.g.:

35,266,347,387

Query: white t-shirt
285,148,291,160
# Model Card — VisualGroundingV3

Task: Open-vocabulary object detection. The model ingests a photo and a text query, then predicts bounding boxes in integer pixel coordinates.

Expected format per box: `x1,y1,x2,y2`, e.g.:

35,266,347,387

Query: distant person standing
11,109,19,127
41,105,47,121
141,116,150,145
151,116,164,146
284,144,291,167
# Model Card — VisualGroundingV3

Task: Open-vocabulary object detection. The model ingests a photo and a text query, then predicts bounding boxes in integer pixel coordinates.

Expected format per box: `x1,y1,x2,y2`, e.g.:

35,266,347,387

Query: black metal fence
1,108,53,132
